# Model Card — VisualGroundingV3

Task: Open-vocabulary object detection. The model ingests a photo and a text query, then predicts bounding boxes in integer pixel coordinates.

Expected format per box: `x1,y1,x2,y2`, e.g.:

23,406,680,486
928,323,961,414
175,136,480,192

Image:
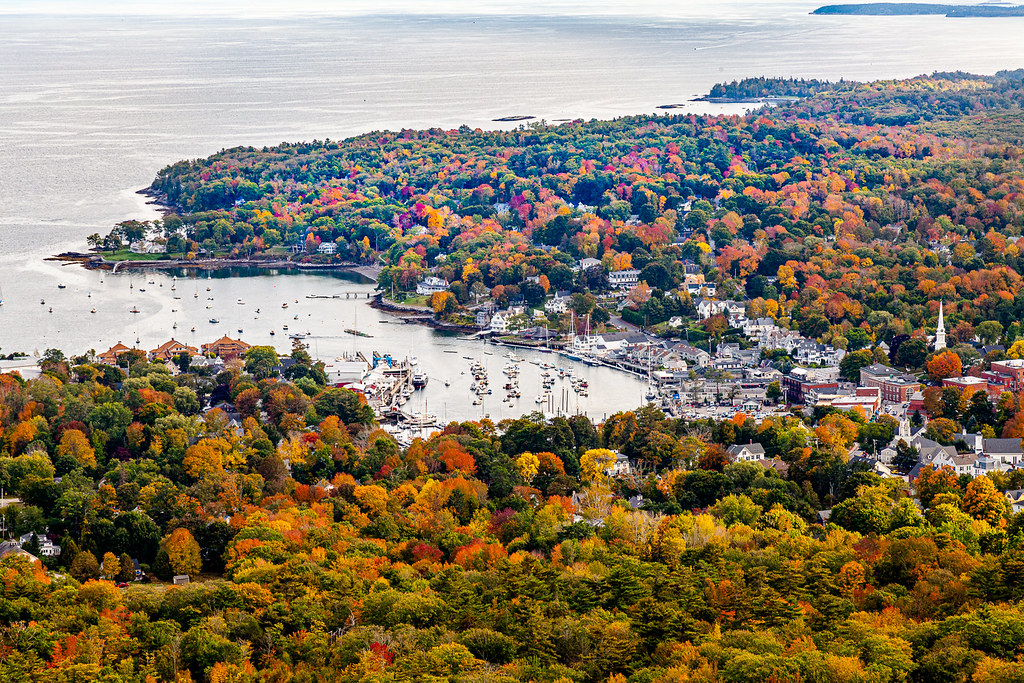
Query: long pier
306,292,373,299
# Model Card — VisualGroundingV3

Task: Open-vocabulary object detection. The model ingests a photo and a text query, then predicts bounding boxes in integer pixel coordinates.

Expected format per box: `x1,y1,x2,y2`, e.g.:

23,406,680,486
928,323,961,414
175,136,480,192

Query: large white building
416,276,450,296
609,269,640,289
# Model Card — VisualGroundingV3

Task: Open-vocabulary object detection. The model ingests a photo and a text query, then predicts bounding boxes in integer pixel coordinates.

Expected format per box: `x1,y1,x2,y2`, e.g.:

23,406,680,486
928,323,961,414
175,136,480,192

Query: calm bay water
2,5,1024,418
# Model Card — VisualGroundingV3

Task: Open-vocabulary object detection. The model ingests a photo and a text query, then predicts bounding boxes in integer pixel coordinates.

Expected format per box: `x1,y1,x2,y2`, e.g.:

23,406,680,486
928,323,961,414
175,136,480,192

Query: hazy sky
0,0,813,17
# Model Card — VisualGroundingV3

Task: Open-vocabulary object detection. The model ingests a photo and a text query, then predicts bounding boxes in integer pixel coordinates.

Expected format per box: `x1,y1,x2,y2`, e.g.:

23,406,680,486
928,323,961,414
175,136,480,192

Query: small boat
444,380,450,387
190,326,196,332
90,308,96,314
48,307,53,313
282,303,288,308
57,283,66,289
129,307,140,313
237,299,245,305
209,318,219,323
282,325,289,330
412,372,428,389
443,350,458,354
172,323,177,329
87,292,91,298
238,328,243,334
206,287,211,291
139,288,146,292
270,330,276,336
40,299,45,305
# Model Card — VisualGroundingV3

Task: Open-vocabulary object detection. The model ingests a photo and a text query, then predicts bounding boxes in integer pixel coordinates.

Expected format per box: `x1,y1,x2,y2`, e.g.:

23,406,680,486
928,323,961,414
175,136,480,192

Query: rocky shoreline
47,251,381,280
370,295,481,334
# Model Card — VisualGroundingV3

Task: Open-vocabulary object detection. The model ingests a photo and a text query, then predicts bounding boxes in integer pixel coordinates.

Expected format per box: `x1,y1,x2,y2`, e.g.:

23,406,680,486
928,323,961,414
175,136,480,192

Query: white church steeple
934,301,946,351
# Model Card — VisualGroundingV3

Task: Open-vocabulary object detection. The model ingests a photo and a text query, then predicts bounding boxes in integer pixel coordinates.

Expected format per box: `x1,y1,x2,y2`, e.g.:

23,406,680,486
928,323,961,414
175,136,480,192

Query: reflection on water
0,265,648,422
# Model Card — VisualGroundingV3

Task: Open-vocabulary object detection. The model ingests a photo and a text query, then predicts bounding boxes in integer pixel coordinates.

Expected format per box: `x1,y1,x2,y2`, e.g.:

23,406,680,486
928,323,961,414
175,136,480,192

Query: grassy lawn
101,250,168,262
392,294,432,308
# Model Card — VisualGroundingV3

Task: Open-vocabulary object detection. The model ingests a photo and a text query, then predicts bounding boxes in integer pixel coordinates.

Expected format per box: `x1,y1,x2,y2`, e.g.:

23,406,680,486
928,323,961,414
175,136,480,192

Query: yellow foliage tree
516,452,540,485
162,528,201,577
580,448,617,482
57,429,97,468
962,475,1008,523
354,485,389,517
101,552,120,581
431,291,456,315
183,439,224,479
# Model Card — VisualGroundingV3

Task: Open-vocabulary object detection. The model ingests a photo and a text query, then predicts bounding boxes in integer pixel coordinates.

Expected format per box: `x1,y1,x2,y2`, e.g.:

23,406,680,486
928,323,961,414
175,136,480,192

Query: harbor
0,264,651,426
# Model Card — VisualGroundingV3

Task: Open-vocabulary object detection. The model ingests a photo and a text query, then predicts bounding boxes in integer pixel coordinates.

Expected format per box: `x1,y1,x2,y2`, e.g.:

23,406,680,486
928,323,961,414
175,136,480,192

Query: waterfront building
201,336,251,359
416,276,450,296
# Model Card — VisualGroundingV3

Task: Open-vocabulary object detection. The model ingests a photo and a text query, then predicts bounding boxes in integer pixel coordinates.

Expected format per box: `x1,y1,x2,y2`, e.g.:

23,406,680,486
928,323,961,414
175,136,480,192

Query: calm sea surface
2,6,1024,418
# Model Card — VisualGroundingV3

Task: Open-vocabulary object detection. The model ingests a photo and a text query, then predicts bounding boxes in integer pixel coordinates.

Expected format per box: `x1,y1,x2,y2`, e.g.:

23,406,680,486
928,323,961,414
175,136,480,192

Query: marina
0,265,650,426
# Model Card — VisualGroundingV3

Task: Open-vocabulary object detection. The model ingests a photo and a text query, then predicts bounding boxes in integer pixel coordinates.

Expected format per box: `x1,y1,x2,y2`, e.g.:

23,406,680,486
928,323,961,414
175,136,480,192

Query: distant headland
812,3,1024,16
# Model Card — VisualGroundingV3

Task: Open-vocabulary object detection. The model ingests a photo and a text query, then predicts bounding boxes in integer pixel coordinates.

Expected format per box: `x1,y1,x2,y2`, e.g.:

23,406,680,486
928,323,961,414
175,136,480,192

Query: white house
490,312,509,335
696,298,721,320
685,281,717,297
609,269,640,289
727,443,766,462
930,451,978,477
742,317,777,342
17,532,61,557
416,276,450,296
610,451,632,476
546,296,571,314
317,242,337,255
573,334,599,354
129,241,167,254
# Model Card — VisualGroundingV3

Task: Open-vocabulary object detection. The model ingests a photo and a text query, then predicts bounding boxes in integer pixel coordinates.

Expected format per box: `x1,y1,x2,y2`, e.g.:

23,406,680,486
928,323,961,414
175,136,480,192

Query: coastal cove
0,264,650,423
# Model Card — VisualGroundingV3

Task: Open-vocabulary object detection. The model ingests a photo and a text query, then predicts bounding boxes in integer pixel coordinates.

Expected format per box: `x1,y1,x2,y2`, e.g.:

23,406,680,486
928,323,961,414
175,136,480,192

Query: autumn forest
11,70,1024,682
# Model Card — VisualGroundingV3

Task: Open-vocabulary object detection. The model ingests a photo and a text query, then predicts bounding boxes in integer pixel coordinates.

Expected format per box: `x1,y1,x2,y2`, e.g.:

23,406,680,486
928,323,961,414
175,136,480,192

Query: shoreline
370,295,481,334
47,252,382,280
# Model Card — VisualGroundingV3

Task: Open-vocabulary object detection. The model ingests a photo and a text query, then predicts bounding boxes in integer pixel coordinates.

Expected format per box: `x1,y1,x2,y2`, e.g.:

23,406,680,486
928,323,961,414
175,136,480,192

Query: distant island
813,2,1024,16
689,76,842,103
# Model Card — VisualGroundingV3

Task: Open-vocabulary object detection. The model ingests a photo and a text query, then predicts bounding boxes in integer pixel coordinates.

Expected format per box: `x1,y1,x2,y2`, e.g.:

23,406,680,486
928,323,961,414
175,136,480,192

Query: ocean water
1,6,1023,417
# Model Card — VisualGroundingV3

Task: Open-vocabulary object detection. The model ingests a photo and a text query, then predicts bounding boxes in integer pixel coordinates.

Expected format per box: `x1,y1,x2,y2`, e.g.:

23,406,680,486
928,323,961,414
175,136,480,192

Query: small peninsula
813,2,1024,16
